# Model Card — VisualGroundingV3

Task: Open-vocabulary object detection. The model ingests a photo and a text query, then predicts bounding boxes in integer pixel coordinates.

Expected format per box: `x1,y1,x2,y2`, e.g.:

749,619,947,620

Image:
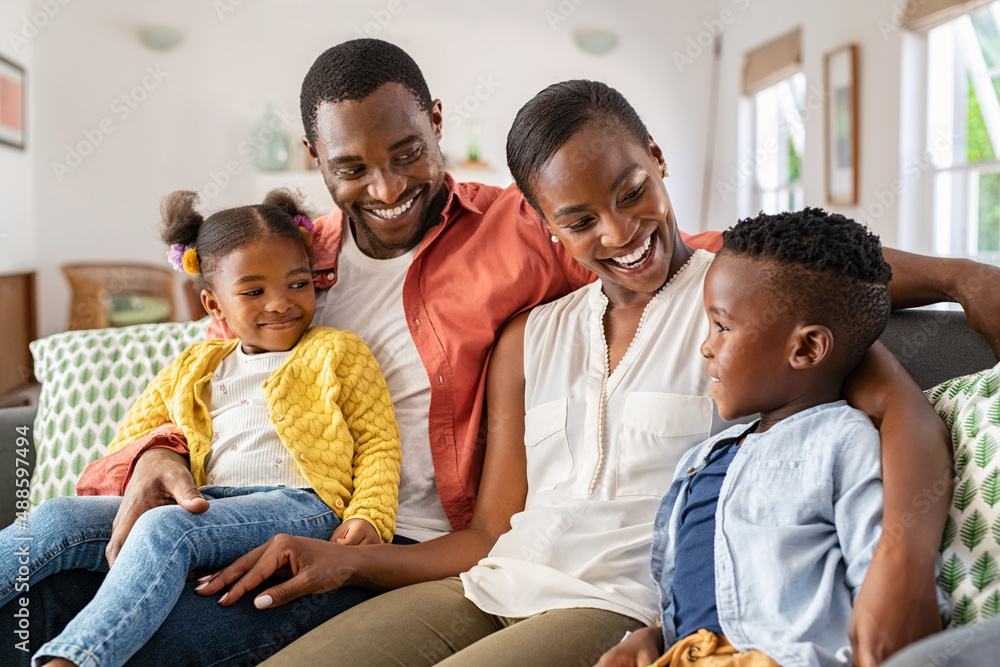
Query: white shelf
253,171,333,217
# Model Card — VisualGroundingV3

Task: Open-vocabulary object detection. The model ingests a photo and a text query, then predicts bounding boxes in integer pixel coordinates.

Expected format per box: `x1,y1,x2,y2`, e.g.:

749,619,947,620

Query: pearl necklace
588,252,697,495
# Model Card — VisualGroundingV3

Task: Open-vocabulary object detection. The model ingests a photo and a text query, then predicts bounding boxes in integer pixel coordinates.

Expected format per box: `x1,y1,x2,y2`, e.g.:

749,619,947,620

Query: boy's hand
331,518,380,545
594,626,663,667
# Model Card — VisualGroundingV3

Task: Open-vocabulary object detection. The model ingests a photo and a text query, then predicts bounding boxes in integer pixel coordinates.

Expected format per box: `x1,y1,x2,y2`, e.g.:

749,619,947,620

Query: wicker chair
62,263,176,330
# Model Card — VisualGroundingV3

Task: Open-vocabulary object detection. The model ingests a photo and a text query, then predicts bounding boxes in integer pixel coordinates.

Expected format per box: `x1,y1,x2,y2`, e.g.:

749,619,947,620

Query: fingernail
218,592,229,605
197,574,212,583
254,595,273,609
194,582,208,591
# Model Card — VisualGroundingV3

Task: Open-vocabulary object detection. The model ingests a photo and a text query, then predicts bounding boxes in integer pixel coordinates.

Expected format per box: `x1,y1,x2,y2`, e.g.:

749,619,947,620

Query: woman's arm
196,313,533,608
883,248,1000,357
842,342,951,667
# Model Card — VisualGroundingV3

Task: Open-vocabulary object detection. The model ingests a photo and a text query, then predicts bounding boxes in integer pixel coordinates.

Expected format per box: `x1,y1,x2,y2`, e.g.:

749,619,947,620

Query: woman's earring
551,234,559,243
662,167,671,178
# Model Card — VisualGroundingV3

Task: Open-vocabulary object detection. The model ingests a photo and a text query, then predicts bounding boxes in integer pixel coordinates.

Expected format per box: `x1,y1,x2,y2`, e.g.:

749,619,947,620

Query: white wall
706,0,907,247
0,0,36,275
30,0,723,335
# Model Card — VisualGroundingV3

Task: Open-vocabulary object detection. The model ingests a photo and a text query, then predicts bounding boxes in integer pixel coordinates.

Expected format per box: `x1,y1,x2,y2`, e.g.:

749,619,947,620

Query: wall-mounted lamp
137,26,185,51
573,28,619,55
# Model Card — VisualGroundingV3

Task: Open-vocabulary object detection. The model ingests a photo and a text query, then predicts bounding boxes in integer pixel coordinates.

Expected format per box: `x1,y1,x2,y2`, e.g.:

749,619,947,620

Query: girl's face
201,237,315,355
532,120,689,304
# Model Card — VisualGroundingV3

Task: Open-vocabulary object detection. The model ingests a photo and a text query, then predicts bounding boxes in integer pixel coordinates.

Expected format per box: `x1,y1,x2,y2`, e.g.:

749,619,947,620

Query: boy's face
700,254,798,422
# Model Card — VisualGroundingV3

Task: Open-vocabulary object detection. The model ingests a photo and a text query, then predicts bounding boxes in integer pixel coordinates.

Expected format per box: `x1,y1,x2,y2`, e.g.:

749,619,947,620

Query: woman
199,80,949,666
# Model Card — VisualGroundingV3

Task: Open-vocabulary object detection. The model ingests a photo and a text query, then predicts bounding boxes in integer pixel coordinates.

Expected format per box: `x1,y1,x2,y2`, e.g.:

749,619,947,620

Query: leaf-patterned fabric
28,319,209,508
927,362,1000,626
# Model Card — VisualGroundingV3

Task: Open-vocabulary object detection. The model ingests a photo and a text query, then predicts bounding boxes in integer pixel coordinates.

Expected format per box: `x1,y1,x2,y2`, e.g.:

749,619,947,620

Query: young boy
599,208,898,667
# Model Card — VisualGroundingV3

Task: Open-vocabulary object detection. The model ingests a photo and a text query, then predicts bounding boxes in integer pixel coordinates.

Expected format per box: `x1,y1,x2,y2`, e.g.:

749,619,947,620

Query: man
8,39,1000,666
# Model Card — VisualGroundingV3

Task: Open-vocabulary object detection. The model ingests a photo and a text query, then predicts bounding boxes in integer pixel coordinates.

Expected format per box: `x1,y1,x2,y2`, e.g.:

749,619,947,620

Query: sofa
0,308,995,531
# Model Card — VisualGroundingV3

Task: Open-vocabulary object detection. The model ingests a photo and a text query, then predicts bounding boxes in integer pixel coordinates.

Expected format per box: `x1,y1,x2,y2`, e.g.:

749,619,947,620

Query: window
739,28,804,217
927,2,1000,263
752,72,806,215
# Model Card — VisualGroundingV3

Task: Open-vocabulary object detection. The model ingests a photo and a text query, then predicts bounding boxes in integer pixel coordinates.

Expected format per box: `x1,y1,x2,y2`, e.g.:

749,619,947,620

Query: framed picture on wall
0,53,25,150
824,44,858,206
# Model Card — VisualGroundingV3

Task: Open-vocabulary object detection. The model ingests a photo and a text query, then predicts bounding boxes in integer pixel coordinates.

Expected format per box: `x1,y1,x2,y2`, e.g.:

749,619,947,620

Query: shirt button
299,453,307,461
326,271,335,280
335,498,345,509
686,466,695,474
438,376,443,384
274,414,283,421
415,318,421,326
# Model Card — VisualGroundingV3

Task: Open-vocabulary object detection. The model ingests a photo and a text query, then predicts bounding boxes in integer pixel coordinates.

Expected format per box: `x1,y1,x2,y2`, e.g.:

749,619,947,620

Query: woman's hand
195,534,360,609
849,545,941,667
843,343,950,664
107,448,209,567
331,518,380,545
593,626,664,667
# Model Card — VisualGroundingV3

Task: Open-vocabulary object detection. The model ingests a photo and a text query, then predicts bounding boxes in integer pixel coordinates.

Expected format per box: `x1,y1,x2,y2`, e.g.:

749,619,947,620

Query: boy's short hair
719,207,893,369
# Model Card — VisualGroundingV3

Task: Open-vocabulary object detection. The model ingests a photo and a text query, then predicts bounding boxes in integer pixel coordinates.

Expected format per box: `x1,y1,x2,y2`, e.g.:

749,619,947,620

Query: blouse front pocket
523,397,572,493
617,392,713,497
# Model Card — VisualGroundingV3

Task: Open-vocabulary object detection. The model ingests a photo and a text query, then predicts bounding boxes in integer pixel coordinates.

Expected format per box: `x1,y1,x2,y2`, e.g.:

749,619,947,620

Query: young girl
0,189,401,667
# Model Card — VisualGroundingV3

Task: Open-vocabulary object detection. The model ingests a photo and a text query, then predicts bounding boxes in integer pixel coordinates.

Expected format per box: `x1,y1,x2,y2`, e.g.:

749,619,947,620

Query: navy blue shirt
672,435,742,638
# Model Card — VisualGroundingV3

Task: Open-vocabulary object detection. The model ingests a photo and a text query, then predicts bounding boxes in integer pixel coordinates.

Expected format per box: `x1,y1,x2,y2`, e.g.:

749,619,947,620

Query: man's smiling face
308,82,448,259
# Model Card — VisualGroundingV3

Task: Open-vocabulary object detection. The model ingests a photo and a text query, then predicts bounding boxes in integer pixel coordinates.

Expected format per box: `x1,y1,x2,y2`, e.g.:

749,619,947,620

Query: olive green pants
261,576,645,666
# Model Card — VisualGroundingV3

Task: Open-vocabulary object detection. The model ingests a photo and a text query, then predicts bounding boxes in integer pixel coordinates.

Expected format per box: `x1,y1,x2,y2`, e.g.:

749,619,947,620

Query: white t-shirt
203,345,309,489
315,227,452,542
461,250,719,624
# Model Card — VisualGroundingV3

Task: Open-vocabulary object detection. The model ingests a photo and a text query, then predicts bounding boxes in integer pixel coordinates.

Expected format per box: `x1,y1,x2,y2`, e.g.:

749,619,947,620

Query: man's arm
195,313,532,607
843,342,951,667
882,248,1000,357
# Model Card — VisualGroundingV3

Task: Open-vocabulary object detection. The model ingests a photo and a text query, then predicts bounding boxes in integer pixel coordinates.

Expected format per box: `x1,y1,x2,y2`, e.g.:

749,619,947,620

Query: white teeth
371,196,415,219
710,376,720,382
609,234,653,268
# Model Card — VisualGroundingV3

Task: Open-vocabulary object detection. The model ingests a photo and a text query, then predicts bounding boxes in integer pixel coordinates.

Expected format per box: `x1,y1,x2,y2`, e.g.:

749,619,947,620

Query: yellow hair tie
181,247,200,275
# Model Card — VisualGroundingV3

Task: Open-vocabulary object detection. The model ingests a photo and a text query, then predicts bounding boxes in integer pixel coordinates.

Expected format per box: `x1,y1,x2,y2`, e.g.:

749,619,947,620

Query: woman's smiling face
532,120,686,303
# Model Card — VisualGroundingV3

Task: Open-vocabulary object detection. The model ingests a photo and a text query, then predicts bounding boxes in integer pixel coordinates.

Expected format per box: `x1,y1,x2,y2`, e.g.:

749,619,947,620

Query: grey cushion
0,406,37,528
879,309,997,390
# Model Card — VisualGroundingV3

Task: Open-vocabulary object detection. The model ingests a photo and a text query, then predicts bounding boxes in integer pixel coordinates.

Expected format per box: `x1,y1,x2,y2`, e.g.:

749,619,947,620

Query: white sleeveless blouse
461,250,719,624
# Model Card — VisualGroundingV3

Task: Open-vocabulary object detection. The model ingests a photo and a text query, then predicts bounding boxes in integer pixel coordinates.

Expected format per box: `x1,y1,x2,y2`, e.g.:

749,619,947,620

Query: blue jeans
0,487,340,667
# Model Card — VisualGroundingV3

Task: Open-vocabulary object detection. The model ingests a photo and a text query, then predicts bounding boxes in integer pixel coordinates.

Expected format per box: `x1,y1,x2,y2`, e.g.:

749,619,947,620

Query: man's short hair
719,207,893,368
300,38,434,147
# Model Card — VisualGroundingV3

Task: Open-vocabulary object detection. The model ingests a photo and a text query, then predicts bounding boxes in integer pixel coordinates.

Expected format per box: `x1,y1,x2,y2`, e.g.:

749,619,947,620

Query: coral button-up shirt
87,174,722,532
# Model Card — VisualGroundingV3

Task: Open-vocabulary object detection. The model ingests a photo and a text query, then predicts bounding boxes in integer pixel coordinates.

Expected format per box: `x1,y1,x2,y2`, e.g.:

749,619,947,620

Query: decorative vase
254,103,291,172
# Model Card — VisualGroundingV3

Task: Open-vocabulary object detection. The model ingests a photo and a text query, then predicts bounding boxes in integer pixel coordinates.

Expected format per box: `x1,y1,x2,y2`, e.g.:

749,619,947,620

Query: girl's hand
331,518,380,545
594,626,664,667
194,534,361,609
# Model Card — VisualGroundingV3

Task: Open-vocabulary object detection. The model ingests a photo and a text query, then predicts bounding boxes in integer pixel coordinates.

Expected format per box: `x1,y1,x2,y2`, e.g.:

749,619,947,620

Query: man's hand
194,533,359,609
882,249,1000,359
330,518,380,545
594,626,664,667
952,259,1000,359
106,448,209,566
849,542,941,666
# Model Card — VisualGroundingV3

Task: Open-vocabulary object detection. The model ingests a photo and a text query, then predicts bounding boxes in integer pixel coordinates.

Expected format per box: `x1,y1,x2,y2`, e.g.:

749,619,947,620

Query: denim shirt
650,401,883,667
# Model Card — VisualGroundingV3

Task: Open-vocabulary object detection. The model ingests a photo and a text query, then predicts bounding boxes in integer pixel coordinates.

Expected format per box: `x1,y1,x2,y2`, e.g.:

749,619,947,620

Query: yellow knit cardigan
106,326,401,543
